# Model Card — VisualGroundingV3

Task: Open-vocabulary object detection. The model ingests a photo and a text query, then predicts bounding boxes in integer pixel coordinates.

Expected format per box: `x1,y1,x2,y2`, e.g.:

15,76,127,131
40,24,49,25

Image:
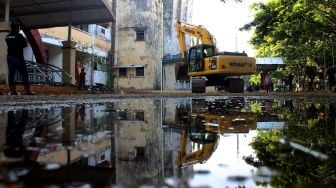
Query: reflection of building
162,98,193,178
114,99,163,187
0,106,114,167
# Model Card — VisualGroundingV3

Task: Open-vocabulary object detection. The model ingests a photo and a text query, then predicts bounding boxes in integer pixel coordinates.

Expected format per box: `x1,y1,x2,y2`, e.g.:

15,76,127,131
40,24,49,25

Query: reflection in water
4,110,28,158
175,98,257,169
0,97,335,187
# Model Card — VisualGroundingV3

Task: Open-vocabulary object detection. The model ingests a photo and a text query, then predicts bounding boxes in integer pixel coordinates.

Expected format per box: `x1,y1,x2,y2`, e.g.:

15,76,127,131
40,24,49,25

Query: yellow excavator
175,20,256,93
176,99,257,167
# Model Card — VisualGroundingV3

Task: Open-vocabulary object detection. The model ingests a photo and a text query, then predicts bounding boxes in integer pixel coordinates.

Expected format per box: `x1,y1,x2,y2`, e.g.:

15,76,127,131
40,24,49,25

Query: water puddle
0,96,335,187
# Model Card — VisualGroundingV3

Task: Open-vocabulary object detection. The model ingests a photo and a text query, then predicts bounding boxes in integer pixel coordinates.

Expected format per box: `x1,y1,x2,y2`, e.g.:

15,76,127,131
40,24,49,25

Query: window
135,111,144,121
98,28,106,38
94,62,97,70
135,147,145,158
135,67,144,77
119,68,127,77
75,25,89,32
135,29,145,41
118,111,127,120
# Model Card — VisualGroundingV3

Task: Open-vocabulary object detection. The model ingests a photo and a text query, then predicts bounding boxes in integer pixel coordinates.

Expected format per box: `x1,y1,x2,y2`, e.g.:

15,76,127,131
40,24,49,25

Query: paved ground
0,90,335,109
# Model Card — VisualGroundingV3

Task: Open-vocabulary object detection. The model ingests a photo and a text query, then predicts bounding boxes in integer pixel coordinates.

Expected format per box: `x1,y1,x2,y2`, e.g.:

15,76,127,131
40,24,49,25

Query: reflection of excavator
176,99,257,168
176,115,218,168
175,21,256,93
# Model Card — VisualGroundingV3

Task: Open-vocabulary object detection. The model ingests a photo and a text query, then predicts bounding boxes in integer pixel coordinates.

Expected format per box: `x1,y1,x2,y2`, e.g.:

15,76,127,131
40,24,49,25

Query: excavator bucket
175,63,189,81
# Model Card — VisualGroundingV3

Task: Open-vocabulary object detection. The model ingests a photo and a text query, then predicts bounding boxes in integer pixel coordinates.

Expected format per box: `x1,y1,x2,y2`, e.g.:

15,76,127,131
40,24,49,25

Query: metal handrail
15,61,72,85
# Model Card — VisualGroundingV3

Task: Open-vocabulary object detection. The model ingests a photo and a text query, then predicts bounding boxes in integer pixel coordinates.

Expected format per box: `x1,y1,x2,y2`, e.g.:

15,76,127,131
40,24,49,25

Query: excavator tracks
191,77,206,93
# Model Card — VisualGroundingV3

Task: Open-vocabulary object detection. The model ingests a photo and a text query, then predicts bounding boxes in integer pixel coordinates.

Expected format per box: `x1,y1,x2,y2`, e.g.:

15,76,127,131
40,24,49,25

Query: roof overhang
256,57,285,71
0,0,115,29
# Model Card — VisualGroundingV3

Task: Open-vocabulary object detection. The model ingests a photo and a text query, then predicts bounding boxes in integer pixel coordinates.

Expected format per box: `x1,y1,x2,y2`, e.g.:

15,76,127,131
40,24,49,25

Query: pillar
62,107,76,144
62,40,77,85
0,111,7,151
0,22,10,84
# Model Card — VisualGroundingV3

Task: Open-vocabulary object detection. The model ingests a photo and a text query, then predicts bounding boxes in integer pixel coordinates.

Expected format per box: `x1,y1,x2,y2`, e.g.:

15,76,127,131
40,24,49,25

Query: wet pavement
0,94,335,187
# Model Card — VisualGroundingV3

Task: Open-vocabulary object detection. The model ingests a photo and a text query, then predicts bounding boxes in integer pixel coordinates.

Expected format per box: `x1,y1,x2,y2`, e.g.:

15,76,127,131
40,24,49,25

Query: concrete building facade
115,0,193,91
38,24,112,86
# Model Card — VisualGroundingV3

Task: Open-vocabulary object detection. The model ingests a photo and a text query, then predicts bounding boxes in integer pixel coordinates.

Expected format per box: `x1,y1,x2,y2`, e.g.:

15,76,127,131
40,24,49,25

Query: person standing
5,22,33,95
327,66,335,92
79,68,86,90
264,74,270,93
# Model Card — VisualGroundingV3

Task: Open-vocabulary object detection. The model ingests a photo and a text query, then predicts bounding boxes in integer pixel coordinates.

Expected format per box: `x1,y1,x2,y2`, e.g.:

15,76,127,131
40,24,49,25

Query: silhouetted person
327,66,335,92
79,68,86,90
5,22,33,95
4,110,28,158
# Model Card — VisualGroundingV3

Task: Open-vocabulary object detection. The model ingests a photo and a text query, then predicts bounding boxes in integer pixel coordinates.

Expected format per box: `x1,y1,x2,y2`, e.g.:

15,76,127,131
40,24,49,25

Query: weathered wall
163,0,193,56
115,0,193,90
162,0,193,90
115,99,163,186
115,0,163,90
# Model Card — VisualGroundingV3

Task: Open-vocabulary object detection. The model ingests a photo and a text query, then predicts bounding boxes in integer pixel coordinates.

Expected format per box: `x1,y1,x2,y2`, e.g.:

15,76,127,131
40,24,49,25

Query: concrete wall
115,0,193,90
115,0,164,90
163,0,193,56
162,0,193,90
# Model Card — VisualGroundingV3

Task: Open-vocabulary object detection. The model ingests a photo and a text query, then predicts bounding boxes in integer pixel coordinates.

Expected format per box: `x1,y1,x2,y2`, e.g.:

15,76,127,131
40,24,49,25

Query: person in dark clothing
79,68,86,90
5,22,33,95
4,110,28,158
327,66,335,92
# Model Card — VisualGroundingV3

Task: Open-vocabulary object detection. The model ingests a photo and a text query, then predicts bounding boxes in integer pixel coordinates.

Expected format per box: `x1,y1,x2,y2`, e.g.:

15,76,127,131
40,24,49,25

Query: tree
241,0,336,76
247,100,336,186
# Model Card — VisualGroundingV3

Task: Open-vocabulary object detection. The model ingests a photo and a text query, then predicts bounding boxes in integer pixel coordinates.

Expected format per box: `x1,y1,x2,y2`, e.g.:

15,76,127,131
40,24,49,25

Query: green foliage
249,72,261,84
242,0,336,74
250,101,262,114
249,101,336,186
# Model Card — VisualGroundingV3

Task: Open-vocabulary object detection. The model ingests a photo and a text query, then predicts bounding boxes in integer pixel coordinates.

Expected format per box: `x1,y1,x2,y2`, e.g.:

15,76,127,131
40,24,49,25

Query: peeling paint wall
163,0,193,56
115,0,163,90
115,0,192,90
163,0,193,90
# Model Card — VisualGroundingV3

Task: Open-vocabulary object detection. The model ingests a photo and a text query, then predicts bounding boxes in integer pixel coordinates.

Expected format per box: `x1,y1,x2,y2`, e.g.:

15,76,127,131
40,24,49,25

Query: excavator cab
188,44,216,72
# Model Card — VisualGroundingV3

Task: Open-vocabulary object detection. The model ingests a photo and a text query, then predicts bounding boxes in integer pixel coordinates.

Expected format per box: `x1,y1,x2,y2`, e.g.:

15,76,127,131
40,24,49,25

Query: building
114,0,193,91
0,0,115,89
37,24,112,86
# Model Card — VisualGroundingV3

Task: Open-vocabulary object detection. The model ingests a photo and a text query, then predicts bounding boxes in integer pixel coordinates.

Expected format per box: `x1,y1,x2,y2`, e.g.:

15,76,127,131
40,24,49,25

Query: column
62,40,77,85
0,22,10,84
0,112,7,151
62,106,76,144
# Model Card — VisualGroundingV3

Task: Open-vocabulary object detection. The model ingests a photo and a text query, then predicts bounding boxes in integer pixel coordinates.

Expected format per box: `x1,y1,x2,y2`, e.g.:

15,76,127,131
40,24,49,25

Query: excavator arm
175,20,216,62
